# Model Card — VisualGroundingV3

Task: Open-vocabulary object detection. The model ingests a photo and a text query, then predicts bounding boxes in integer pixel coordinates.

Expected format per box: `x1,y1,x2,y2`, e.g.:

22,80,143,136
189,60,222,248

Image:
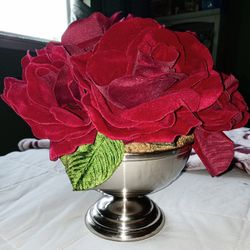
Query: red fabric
75,18,219,142
61,12,122,55
197,74,249,131
193,128,234,176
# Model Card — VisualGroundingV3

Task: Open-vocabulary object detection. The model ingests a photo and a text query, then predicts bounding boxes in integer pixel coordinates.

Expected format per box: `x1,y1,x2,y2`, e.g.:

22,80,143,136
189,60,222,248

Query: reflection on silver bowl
85,145,191,241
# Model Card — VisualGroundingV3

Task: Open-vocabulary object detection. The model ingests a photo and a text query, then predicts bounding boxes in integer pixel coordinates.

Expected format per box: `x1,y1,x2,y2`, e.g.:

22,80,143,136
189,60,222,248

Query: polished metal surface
85,145,191,241
86,196,164,242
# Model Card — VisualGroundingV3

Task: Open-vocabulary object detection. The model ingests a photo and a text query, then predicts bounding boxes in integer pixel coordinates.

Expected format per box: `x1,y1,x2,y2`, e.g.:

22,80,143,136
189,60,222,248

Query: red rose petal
31,55,51,65
50,106,88,128
103,72,184,108
193,128,234,176
198,107,240,131
29,120,94,142
71,53,93,90
2,77,56,124
83,88,200,142
50,128,97,160
133,26,182,59
193,71,223,110
222,74,239,94
175,31,214,74
231,91,249,112
61,12,113,55
21,52,32,80
82,91,168,131
97,17,159,52
123,89,200,122
86,50,127,86
126,107,201,143
152,43,180,67
233,111,250,129
26,63,59,108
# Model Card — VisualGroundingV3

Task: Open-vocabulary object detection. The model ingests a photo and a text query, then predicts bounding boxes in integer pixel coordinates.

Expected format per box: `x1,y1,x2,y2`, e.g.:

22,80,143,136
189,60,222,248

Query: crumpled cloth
18,128,250,174
18,138,50,151
225,128,250,174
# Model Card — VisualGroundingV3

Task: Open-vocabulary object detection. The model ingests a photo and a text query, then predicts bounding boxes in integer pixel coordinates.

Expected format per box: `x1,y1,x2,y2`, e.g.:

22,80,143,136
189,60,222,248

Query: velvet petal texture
101,71,185,109
193,127,234,176
97,17,160,52
61,12,122,55
197,74,249,131
79,17,217,142
82,86,201,143
1,44,97,160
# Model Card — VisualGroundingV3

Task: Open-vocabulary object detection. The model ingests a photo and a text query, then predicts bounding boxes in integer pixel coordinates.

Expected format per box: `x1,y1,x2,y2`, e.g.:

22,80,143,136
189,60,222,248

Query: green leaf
60,133,124,190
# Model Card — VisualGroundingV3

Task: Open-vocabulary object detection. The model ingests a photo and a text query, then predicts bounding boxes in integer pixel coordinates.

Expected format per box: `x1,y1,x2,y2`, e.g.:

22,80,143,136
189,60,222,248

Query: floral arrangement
2,13,249,190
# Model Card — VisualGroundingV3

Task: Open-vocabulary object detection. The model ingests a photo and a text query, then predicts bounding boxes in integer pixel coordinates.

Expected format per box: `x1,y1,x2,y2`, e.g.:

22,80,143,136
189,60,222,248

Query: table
1,149,250,250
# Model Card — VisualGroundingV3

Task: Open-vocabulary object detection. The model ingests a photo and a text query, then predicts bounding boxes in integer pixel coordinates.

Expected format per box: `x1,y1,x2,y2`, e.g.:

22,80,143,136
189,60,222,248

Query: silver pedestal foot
86,195,165,242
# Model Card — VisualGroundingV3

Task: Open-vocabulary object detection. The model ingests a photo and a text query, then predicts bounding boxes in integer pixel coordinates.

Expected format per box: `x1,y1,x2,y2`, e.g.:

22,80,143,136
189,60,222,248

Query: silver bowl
85,145,191,241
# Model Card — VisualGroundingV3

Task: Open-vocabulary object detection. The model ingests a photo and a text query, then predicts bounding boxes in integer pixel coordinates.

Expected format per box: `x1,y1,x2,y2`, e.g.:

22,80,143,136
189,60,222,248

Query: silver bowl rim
123,144,192,162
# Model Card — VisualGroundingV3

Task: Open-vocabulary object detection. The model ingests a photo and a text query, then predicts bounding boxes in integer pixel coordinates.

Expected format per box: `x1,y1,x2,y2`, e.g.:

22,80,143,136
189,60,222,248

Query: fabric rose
2,43,96,160
73,17,249,176
73,18,218,142
75,17,217,141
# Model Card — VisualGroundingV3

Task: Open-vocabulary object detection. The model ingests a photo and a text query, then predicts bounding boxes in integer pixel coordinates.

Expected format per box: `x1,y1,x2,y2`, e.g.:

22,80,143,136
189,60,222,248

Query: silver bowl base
85,195,165,242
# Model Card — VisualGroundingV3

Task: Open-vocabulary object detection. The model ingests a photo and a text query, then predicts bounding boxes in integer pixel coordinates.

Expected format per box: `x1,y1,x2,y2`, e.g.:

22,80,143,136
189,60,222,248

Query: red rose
72,17,249,176
193,74,250,176
74,17,222,143
2,43,96,160
0,12,125,160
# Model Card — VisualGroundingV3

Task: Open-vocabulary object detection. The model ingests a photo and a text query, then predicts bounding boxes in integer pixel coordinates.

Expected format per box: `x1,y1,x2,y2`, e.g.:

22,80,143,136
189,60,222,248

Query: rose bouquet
2,13,249,190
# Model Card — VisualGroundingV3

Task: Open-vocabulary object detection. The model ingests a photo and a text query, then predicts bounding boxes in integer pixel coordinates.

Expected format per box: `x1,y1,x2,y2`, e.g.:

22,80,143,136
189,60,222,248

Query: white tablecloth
1,149,250,250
